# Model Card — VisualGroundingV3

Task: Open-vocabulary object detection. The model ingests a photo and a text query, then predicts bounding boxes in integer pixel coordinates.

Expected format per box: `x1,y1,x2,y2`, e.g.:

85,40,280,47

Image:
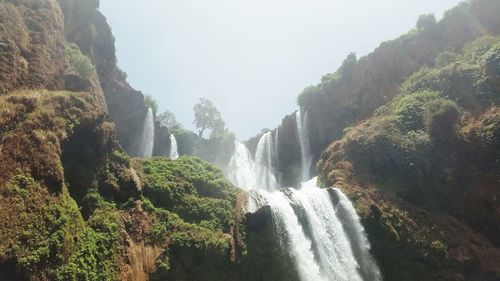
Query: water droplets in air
296,110,312,183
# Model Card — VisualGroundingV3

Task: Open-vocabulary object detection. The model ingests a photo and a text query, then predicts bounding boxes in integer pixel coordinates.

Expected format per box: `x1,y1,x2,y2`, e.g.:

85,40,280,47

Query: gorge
0,0,500,280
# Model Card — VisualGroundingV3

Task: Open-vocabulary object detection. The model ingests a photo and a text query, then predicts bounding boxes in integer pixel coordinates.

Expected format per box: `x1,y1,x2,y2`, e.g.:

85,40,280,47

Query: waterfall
296,110,312,182
226,128,381,281
255,132,279,192
247,177,381,281
226,141,257,190
227,134,279,191
138,107,154,158
274,127,280,185
169,134,179,160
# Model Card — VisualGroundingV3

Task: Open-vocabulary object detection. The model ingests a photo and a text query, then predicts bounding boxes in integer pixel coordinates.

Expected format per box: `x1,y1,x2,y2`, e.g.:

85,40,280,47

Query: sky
99,0,462,139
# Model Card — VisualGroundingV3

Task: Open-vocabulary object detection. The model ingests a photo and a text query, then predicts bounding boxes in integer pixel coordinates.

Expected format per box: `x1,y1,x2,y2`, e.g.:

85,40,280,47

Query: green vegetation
297,53,355,108
416,14,436,30
193,98,226,138
132,157,239,280
138,157,238,230
144,95,159,115
157,110,182,131
65,43,96,79
53,191,121,281
0,91,130,280
318,35,500,281
403,36,500,111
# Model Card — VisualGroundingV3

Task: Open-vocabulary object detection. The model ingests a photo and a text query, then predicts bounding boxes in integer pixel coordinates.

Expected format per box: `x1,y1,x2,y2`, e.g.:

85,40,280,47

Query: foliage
297,53,356,108
144,95,159,116
0,91,128,280
424,100,460,142
416,14,436,30
403,36,500,112
392,91,445,132
193,98,226,138
157,110,182,130
434,52,457,68
139,157,238,231
53,191,121,281
0,175,84,279
341,90,461,205
65,43,95,79
136,156,238,280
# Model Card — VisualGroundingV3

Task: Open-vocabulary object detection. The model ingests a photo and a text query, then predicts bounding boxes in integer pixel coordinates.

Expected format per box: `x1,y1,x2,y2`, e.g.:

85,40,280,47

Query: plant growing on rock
64,43,95,79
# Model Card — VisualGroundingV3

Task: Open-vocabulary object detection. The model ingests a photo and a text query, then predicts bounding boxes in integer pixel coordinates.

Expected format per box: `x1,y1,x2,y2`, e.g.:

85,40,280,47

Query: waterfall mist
296,111,312,183
226,141,257,190
255,132,279,192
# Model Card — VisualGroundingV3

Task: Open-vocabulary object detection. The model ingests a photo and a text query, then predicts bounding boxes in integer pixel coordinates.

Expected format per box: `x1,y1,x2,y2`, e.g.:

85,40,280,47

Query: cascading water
296,110,312,182
169,133,179,160
274,127,280,186
137,107,154,158
226,141,257,190
246,178,381,281
226,121,381,281
255,132,279,192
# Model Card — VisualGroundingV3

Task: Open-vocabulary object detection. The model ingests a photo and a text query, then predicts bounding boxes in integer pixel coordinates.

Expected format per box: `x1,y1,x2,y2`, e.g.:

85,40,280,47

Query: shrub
393,91,443,132
434,52,458,68
140,157,238,230
144,95,159,115
424,100,460,143
416,14,436,30
64,43,95,79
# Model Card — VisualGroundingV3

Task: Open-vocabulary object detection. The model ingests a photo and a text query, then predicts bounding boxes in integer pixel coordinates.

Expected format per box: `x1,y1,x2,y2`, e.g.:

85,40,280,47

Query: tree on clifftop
193,98,225,138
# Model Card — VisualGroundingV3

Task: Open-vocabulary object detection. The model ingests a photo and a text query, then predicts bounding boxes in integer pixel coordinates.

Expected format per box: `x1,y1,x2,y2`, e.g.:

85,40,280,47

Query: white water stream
169,133,179,160
226,120,381,281
138,107,154,158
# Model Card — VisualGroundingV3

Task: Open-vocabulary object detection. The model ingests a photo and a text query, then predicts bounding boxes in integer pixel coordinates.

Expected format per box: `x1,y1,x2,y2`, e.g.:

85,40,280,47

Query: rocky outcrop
118,201,163,281
260,0,500,188
58,0,150,154
0,0,65,94
62,55,107,111
302,0,500,161
317,35,500,280
0,90,134,280
153,122,170,157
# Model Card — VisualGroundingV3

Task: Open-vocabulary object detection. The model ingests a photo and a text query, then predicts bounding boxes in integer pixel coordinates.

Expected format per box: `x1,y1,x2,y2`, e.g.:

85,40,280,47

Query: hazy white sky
100,0,462,139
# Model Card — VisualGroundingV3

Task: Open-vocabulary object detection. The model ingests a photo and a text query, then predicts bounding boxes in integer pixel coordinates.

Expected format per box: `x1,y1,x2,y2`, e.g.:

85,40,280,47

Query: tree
193,98,225,138
144,95,158,115
416,14,436,30
157,111,181,130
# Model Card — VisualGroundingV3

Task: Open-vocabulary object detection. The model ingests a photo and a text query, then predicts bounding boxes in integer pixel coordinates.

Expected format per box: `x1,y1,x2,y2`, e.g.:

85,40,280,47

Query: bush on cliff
65,43,96,79
133,157,238,280
137,157,238,230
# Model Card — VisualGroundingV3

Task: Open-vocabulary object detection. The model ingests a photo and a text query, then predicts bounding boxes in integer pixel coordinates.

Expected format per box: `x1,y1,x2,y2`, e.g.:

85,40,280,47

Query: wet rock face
153,122,170,157
62,63,108,111
58,0,149,154
239,204,301,281
0,0,65,94
276,113,302,187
